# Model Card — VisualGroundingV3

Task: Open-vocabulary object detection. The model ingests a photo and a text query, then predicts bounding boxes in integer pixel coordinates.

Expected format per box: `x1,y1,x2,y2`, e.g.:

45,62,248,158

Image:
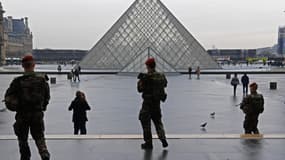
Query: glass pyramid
80,0,220,72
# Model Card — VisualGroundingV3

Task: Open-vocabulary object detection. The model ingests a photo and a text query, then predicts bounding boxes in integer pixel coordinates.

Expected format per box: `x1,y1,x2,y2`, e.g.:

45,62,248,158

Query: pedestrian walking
137,58,168,149
188,66,192,79
57,64,62,72
71,69,75,81
241,73,249,96
68,91,91,135
74,68,80,82
196,66,200,79
231,73,240,96
73,64,81,82
4,55,51,160
240,82,264,134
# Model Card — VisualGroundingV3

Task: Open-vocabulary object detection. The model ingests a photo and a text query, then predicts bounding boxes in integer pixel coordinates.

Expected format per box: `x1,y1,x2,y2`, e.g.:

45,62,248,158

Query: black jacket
241,75,249,85
69,97,91,122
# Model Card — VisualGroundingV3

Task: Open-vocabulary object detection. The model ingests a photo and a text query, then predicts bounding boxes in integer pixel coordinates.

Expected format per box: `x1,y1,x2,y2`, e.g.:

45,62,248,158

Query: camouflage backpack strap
150,72,168,102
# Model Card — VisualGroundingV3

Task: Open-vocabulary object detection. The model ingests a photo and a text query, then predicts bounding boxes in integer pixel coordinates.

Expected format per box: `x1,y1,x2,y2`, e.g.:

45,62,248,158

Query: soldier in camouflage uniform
5,55,50,160
240,82,264,134
137,58,168,149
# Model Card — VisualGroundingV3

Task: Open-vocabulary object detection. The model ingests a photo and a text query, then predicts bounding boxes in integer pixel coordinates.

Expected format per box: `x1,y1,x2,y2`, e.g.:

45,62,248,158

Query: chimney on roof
24,17,28,28
7,16,13,32
24,17,30,33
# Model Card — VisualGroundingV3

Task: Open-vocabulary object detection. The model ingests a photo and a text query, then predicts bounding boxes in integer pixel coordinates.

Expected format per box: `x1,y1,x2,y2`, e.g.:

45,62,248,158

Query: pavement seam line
1,134,285,140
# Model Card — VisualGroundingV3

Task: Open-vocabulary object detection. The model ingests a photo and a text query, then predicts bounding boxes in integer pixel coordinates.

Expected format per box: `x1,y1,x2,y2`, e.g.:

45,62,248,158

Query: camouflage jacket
240,92,264,115
5,72,50,112
137,71,167,102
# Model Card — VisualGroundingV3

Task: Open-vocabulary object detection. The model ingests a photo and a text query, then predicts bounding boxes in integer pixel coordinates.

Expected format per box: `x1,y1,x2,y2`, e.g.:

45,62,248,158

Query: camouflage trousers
14,112,49,160
139,101,166,145
243,114,260,134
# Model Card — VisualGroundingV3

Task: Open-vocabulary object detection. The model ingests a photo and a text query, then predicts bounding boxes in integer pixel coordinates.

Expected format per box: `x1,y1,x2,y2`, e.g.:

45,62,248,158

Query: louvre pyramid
80,0,220,72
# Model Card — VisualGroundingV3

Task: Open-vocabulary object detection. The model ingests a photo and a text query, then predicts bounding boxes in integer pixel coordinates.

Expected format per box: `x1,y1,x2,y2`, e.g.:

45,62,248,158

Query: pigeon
200,122,207,128
200,128,207,132
210,112,215,117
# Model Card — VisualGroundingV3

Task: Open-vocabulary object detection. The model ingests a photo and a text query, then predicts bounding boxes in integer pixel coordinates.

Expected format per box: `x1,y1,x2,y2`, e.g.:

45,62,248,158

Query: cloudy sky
2,0,285,50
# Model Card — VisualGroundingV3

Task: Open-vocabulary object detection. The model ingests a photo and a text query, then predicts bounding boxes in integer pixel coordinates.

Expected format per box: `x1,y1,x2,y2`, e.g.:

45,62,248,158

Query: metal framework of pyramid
80,0,220,72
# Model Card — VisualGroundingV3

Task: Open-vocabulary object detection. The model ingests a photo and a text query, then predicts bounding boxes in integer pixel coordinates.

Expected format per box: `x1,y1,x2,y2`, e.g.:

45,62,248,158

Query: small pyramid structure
80,0,220,72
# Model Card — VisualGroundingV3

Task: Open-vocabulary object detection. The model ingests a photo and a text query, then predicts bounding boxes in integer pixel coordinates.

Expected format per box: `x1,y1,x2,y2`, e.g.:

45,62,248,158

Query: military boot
40,151,50,160
141,143,153,150
160,139,168,148
253,129,260,134
20,156,30,160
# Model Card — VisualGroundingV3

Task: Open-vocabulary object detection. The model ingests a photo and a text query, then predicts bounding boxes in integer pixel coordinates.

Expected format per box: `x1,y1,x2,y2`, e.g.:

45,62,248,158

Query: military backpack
249,94,264,114
5,74,47,112
4,92,18,112
148,72,167,102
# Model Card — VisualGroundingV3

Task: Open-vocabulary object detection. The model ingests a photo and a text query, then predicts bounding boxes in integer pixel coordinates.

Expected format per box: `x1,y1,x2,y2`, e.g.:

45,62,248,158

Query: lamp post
282,10,285,59
0,3,5,66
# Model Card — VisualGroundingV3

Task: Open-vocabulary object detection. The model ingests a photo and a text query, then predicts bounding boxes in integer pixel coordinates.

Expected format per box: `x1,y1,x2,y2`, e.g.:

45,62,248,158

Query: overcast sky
2,0,285,50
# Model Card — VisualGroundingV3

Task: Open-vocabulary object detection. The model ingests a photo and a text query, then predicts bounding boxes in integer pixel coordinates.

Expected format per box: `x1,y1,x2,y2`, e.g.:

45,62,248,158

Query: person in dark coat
57,65,62,72
231,73,240,96
241,74,249,96
188,66,192,79
196,66,200,79
69,91,91,135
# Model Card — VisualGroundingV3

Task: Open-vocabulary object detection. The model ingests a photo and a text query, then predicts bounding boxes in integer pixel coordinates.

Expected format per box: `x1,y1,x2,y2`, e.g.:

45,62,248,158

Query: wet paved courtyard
0,71,285,159
0,139,285,160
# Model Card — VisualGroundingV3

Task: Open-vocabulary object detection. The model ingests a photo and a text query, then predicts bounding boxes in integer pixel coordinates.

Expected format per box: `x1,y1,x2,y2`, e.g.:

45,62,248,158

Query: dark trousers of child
74,121,87,135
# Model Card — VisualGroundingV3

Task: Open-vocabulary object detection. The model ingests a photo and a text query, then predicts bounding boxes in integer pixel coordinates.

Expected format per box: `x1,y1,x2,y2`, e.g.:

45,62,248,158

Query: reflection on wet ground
143,150,168,160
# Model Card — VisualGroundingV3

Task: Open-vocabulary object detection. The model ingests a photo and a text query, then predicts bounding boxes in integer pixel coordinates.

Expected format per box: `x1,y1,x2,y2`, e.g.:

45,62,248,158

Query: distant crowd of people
188,66,200,79
58,63,81,82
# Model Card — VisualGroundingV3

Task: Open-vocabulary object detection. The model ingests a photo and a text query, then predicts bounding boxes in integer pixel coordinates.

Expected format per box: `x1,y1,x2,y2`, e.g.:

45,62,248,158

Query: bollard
50,77,56,84
67,73,72,80
226,73,231,79
270,82,277,90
